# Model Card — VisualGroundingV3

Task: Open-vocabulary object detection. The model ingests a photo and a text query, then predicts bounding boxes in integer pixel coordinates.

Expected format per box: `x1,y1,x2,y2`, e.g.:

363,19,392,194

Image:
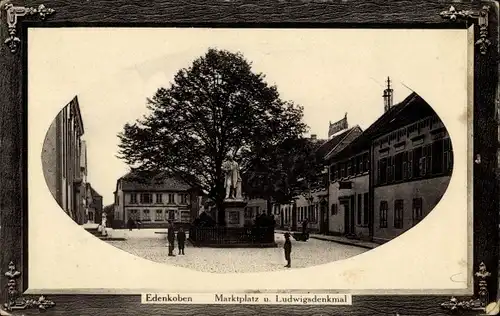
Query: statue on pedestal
222,158,242,200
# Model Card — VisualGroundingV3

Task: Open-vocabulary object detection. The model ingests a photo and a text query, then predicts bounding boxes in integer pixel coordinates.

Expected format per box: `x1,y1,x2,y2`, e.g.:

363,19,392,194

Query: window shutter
377,160,381,185
419,157,426,176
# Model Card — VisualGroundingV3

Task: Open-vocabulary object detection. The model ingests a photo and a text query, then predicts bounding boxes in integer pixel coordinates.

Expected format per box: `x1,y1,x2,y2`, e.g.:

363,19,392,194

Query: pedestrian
127,218,134,231
302,218,309,234
284,232,292,268
167,222,176,257
177,227,186,255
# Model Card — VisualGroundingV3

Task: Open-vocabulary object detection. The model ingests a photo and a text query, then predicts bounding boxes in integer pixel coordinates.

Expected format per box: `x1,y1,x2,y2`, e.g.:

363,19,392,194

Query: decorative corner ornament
441,262,492,313
2,262,55,313
440,5,491,55
2,1,55,53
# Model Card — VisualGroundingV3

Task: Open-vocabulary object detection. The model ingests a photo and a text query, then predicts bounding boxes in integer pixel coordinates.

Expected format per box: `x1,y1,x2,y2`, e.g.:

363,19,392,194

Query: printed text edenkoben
141,293,352,305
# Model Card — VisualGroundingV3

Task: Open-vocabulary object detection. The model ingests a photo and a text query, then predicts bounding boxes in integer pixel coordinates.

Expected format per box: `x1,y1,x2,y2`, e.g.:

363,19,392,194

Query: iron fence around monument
189,226,275,246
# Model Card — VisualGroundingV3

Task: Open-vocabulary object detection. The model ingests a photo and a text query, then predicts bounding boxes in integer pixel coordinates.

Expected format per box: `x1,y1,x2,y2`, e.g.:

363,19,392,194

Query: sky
28,28,466,205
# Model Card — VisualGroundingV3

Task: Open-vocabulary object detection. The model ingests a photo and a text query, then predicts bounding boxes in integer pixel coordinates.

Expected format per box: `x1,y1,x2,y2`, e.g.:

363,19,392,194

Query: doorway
320,201,328,233
341,197,355,235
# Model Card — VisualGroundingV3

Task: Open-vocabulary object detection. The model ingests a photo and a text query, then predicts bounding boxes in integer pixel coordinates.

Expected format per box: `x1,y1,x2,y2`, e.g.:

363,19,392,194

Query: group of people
167,222,186,256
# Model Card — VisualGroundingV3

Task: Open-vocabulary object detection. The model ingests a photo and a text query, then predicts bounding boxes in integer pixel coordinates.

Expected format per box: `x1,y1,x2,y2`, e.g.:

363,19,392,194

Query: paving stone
104,232,367,273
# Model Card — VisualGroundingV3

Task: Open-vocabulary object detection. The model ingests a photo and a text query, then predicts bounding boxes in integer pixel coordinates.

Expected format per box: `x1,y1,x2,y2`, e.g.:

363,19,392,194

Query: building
327,131,371,239
279,118,363,232
113,171,201,228
326,78,453,243
85,183,103,224
42,96,87,225
103,204,115,227
371,93,453,243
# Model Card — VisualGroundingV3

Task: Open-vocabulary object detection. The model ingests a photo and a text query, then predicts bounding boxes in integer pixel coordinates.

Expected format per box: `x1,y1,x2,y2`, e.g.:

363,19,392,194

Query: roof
118,171,193,192
331,92,434,161
68,96,84,136
87,183,102,198
316,127,355,159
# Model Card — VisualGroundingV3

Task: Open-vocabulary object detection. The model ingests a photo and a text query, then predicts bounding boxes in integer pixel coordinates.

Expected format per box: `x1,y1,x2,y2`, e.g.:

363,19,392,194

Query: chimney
311,134,317,140
383,76,394,112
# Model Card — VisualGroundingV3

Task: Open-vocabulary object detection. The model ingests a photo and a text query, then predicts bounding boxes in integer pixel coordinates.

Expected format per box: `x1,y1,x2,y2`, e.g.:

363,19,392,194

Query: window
443,138,453,173
142,209,151,221
130,193,137,204
408,150,413,179
394,200,404,229
363,193,369,226
347,160,352,177
128,209,138,221
378,158,388,184
181,194,189,204
424,144,431,175
168,193,175,204
331,203,338,216
412,198,423,224
402,152,408,180
387,156,394,182
155,210,163,221
363,153,370,172
355,156,361,174
394,153,403,181
180,211,190,223
156,193,163,204
357,194,362,225
413,147,423,177
168,210,175,221
340,163,346,178
140,193,152,204
379,201,388,228
432,139,444,174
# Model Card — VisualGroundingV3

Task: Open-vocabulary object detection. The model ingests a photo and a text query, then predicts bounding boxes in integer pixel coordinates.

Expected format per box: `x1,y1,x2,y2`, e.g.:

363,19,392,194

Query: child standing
284,232,292,268
177,227,186,255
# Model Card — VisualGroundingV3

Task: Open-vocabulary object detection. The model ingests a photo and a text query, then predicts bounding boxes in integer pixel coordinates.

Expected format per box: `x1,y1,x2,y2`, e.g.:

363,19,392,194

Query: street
104,230,367,273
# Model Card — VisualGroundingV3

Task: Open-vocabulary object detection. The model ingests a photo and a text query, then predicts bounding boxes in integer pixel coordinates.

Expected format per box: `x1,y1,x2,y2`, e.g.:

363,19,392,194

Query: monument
222,157,247,228
189,156,275,247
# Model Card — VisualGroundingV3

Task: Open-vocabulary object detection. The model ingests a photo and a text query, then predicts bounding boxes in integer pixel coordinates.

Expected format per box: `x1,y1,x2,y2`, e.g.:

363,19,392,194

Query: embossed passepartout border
0,0,498,315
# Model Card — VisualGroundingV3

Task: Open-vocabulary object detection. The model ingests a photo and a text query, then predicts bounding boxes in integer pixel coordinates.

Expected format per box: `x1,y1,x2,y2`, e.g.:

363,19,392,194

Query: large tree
117,48,307,225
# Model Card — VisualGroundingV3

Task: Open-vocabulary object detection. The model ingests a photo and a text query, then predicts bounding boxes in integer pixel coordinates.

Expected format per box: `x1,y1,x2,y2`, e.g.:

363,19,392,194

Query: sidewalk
276,230,379,249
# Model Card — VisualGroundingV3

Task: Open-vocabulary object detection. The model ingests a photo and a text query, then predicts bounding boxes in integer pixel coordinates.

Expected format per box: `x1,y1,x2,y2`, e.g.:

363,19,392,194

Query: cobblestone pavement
105,231,368,273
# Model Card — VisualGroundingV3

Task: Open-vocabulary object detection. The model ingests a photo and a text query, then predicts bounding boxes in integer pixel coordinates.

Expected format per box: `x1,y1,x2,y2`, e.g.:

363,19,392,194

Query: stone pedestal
223,199,247,228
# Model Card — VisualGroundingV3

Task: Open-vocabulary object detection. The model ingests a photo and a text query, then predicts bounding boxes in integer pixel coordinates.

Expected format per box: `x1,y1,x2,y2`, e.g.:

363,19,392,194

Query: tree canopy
242,137,327,208
117,48,307,224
